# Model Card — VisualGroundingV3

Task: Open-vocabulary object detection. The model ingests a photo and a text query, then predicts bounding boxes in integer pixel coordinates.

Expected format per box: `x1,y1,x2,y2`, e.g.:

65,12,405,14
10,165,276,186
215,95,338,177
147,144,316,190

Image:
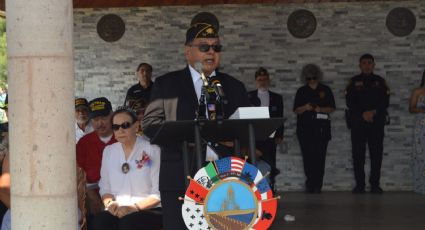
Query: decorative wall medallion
386,7,416,37
287,10,317,39
97,14,125,42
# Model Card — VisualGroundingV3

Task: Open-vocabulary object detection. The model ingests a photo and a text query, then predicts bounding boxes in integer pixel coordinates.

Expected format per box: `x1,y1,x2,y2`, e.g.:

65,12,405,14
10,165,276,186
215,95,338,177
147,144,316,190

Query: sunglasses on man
191,44,222,53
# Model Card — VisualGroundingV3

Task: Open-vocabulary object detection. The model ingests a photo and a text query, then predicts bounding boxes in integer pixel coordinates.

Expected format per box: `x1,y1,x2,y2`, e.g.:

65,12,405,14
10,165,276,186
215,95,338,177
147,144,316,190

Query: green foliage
0,17,6,90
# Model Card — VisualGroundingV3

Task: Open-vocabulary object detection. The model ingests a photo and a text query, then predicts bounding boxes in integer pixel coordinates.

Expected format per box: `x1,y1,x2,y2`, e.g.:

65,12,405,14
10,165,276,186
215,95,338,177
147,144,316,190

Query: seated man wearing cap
143,21,250,229
77,97,117,226
75,97,94,142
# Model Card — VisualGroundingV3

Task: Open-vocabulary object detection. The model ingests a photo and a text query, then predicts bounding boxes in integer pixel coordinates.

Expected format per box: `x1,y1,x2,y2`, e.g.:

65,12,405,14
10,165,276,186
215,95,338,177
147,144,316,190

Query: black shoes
352,186,384,194
352,186,365,194
370,186,384,194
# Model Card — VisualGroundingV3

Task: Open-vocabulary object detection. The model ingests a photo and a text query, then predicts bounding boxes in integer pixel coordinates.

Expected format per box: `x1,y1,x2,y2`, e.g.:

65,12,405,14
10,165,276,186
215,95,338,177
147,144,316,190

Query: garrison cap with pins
185,12,220,45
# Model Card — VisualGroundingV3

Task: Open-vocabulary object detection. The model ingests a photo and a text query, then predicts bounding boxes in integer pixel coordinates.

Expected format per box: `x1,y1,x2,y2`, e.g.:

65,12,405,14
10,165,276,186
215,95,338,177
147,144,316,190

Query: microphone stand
196,86,207,120
193,70,210,170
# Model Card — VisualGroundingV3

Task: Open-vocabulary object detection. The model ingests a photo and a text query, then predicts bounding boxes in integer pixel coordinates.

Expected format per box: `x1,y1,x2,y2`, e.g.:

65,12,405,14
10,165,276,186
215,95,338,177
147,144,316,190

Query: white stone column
6,0,77,229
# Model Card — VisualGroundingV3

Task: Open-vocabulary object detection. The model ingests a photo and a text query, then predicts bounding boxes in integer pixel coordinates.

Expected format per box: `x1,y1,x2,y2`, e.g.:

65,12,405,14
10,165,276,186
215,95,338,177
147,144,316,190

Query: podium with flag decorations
150,117,285,178
150,117,284,229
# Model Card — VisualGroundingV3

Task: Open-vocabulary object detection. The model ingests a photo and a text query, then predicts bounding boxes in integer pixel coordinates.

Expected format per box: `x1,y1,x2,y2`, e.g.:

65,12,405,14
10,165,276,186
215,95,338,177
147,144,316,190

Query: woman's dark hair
421,70,425,87
136,63,153,72
112,106,138,123
301,64,323,83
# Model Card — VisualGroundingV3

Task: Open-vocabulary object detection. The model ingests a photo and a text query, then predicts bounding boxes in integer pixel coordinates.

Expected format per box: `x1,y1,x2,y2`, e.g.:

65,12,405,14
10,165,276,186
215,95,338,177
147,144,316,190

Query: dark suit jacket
247,90,284,139
143,66,250,190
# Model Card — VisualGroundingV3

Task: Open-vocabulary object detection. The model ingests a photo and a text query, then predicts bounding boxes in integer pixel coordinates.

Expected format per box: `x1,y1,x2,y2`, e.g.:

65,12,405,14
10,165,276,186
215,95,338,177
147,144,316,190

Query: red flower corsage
135,151,151,169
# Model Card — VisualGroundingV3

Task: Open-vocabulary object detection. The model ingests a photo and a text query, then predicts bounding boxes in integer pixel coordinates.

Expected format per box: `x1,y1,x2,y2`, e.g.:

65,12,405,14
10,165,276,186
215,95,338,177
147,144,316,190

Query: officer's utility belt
315,113,330,120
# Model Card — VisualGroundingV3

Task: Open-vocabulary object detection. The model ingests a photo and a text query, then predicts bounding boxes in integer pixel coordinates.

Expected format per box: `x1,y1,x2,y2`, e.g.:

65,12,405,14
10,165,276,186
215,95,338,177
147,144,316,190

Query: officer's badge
181,157,279,229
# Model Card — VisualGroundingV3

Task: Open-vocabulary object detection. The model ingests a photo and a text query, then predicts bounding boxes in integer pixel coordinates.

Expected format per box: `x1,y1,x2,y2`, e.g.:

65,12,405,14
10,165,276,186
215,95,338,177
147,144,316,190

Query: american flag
231,157,245,173
215,157,246,174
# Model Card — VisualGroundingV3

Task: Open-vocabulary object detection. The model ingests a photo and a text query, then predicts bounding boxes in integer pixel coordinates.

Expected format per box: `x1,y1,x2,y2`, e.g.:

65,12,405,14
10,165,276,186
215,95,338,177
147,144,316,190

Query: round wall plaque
97,14,125,42
287,10,317,39
386,7,416,37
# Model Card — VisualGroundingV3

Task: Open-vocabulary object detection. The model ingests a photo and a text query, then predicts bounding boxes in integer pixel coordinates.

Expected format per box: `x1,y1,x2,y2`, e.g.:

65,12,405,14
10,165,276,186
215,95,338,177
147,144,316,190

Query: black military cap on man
185,23,219,45
190,12,219,31
88,97,112,119
75,97,89,109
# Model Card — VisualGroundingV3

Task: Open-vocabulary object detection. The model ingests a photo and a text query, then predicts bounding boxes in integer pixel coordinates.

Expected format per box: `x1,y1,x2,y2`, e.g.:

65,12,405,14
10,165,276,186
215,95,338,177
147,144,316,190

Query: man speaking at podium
142,19,250,229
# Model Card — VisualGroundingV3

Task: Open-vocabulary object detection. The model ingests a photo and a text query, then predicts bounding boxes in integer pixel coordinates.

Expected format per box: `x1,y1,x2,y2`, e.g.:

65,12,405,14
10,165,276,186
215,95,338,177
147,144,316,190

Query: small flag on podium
185,180,209,203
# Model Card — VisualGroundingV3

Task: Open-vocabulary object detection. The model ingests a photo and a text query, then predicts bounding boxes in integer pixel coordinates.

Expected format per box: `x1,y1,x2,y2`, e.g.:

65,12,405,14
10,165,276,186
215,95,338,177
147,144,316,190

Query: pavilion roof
0,0,405,12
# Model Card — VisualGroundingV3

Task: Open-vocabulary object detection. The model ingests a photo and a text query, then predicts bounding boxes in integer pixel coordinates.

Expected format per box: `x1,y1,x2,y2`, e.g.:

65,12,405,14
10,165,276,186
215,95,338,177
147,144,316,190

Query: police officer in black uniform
346,54,390,194
294,64,335,193
124,63,153,105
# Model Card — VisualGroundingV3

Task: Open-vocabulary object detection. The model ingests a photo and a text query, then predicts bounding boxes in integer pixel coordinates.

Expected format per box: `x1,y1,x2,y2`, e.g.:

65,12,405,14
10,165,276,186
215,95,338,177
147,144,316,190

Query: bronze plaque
287,10,317,39
97,14,125,42
386,7,416,37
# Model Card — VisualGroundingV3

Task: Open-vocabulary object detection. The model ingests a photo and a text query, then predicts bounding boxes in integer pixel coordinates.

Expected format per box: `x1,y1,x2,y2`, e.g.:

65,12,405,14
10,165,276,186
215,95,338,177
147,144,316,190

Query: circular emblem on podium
287,9,317,39
386,7,416,37
182,157,278,230
97,14,126,42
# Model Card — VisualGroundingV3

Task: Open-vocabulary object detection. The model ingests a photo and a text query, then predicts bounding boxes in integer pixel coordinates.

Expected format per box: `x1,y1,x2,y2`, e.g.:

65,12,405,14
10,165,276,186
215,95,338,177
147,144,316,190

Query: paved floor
270,192,425,230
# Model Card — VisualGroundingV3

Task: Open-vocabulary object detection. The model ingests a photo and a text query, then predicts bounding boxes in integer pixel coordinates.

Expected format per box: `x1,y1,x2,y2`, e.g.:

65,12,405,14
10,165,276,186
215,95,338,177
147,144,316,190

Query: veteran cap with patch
185,23,219,45
190,12,219,32
89,97,112,119
75,97,89,109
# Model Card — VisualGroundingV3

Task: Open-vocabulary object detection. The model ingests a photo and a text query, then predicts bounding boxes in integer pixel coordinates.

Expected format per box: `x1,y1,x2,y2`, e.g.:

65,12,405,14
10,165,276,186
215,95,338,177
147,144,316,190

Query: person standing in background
409,69,425,195
124,63,154,106
294,64,335,194
346,54,390,194
248,67,283,193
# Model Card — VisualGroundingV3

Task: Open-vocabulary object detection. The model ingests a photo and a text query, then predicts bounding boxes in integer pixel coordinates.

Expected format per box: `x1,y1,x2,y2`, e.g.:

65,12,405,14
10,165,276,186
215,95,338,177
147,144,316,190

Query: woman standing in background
409,70,425,195
293,64,336,193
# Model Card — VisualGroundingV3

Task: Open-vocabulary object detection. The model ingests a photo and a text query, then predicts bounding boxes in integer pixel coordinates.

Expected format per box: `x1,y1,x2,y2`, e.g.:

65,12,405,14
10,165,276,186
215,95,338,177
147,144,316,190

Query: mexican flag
193,162,219,189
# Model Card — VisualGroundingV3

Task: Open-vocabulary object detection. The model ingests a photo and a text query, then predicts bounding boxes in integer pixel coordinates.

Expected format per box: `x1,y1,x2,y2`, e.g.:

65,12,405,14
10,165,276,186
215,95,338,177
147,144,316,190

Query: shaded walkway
271,192,425,230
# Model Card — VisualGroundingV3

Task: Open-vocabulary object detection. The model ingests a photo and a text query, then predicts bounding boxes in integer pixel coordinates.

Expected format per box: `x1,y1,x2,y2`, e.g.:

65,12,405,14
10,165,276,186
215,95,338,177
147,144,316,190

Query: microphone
194,62,208,87
210,78,226,98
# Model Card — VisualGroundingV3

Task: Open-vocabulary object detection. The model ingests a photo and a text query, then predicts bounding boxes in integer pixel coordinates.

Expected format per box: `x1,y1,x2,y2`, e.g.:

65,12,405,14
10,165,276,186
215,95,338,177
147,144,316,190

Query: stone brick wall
74,0,425,191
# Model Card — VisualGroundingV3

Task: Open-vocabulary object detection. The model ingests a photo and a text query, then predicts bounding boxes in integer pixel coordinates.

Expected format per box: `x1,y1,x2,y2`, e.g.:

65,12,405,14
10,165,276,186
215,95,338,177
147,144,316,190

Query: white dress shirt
99,136,161,207
257,89,270,107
